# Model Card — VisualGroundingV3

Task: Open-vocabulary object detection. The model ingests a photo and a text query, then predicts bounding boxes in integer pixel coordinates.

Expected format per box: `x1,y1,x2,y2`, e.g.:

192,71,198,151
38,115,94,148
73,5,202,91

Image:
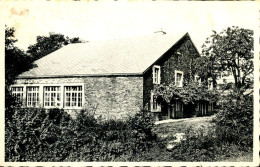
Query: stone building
11,32,212,120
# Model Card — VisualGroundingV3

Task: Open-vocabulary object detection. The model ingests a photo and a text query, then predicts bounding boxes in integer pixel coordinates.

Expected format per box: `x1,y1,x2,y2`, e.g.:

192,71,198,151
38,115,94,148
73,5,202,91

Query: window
208,78,213,90
26,86,40,107
150,92,160,112
175,70,184,87
152,65,161,84
11,87,24,104
64,86,83,107
44,86,61,107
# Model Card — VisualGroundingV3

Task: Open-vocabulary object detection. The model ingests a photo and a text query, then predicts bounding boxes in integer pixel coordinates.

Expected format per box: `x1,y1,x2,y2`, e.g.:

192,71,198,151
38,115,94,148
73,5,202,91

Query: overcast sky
2,1,258,53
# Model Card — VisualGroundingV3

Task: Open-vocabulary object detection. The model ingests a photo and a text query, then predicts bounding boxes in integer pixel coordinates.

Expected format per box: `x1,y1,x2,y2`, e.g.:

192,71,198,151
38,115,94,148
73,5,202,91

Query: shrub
5,108,75,161
5,108,158,161
213,93,253,148
169,126,252,162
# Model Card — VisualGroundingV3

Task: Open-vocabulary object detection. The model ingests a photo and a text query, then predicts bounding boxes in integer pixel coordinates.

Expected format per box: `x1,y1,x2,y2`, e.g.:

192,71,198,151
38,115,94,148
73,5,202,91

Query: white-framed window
175,70,184,87
152,65,161,84
11,87,24,104
43,86,61,108
26,86,40,107
64,86,83,108
150,92,161,112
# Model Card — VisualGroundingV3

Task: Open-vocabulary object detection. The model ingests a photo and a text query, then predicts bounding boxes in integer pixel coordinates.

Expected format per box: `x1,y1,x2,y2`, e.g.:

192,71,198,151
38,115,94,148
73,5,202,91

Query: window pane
43,86,61,107
26,87,39,107
11,87,24,104
64,86,83,107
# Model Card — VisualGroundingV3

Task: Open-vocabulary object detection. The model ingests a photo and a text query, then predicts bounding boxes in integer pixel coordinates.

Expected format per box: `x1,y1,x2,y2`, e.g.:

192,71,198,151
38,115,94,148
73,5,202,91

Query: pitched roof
18,32,189,78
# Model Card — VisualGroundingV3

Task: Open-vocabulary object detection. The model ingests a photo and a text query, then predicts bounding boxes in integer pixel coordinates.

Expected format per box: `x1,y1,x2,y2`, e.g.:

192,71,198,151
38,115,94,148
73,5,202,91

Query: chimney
154,28,166,35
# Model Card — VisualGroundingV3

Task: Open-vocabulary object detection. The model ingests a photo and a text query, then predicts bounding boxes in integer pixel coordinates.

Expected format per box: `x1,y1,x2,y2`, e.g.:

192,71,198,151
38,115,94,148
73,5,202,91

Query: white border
0,1,259,166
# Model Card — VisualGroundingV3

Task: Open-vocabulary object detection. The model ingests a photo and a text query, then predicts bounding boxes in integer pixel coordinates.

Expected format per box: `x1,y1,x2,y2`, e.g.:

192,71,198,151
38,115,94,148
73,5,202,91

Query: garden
5,90,253,161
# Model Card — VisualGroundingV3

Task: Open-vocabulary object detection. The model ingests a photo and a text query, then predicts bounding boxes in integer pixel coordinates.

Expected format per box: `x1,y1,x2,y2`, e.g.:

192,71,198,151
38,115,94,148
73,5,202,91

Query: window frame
43,86,62,108
175,70,184,87
10,83,84,109
150,92,161,112
11,86,24,105
64,85,83,109
26,86,40,107
152,65,161,84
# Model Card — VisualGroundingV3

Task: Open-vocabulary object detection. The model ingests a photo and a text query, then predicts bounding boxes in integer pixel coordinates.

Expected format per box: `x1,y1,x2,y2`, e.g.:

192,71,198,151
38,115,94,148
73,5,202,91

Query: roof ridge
68,32,188,44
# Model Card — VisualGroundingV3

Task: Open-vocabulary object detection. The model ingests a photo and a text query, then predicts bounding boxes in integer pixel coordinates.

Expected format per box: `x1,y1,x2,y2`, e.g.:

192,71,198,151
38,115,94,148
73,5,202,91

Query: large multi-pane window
27,86,40,107
175,71,184,87
64,86,83,107
44,86,61,107
11,87,24,104
11,84,84,108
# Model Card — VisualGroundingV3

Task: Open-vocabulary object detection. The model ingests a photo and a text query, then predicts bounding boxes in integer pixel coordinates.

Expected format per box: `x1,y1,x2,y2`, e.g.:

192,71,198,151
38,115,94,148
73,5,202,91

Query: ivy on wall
153,81,220,105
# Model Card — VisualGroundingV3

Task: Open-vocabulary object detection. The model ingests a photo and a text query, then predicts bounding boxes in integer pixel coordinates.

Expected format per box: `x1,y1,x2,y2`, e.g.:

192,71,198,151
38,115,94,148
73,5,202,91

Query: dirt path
153,115,215,140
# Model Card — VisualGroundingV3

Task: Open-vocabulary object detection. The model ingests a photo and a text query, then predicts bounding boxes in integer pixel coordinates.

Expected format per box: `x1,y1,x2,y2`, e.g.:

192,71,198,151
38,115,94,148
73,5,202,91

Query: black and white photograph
0,0,259,166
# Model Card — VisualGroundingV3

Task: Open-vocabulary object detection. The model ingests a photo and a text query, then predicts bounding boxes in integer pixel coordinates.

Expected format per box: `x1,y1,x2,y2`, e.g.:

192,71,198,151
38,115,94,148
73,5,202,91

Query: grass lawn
133,115,253,162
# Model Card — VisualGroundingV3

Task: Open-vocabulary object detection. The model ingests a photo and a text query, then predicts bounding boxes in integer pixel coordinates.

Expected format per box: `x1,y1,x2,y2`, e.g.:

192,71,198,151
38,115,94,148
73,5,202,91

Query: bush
5,108,74,161
169,126,252,162
6,108,158,161
213,93,253,148
130,110,157,151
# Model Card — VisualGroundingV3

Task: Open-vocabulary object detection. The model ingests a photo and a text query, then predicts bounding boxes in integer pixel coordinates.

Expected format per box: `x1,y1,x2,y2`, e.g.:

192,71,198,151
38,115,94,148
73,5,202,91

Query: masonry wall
143,35,200,113
15,76,143,120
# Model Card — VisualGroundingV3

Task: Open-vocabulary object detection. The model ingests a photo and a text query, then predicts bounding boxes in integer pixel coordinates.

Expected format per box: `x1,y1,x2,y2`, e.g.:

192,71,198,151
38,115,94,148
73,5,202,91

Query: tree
201,26,253,92
27,32,84,61
5,26,35,86
5,26,35,115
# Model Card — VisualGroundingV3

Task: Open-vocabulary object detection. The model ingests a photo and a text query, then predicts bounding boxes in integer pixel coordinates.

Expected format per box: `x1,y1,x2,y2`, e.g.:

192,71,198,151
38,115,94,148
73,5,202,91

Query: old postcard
0,0,259,166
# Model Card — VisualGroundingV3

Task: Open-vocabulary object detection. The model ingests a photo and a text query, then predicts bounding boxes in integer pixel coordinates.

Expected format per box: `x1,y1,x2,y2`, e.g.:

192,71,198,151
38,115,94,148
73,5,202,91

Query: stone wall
143,35,200,113
15,76,143,120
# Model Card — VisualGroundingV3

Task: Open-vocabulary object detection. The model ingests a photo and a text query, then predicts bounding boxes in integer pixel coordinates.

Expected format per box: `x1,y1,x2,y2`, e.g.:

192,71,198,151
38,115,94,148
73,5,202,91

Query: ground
154,115,214,140
136,115,253,162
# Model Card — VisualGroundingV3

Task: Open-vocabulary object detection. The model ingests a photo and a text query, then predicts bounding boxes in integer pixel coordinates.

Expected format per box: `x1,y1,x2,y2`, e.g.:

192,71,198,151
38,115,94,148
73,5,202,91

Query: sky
2,1,259,53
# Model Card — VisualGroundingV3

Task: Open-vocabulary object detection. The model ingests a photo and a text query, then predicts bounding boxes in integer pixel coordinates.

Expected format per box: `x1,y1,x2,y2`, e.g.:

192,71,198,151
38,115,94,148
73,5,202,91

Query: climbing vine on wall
153,81,220,105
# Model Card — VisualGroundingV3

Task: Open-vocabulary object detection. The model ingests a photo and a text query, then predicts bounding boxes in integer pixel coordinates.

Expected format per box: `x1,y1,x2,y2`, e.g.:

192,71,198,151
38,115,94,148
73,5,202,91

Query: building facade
11,32,214,120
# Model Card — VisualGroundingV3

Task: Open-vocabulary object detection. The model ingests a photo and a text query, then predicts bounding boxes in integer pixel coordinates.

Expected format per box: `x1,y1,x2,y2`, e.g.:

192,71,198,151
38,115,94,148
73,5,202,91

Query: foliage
153,81,219,105
169,127,252,162
5,26,36,120
5,26,84,120
27,32,84,61
5,108,74,161
131,116,252,162
5,108,158,161
5,26,35,86
213,92,253,148
201,26,253,91
193,56,217,86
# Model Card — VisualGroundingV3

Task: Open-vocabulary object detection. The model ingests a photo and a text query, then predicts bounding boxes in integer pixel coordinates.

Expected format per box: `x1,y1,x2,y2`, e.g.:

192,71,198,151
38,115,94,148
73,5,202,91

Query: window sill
63,107,83,110
151,109,161,112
